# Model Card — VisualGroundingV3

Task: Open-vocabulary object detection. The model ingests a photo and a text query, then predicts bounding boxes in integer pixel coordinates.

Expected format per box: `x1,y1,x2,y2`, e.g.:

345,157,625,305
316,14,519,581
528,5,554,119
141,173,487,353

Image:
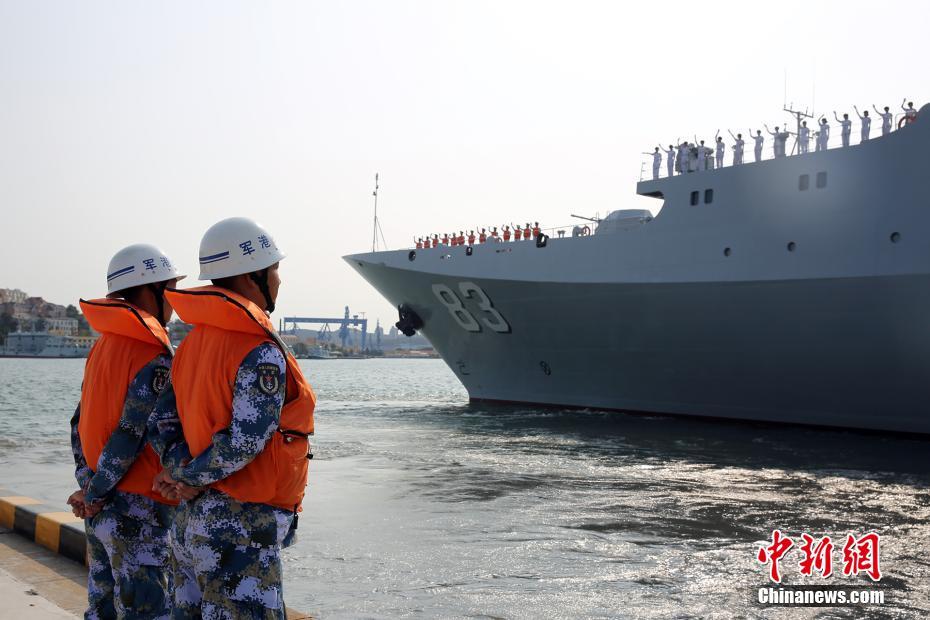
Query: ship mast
784,103,814,156
371,173,387,252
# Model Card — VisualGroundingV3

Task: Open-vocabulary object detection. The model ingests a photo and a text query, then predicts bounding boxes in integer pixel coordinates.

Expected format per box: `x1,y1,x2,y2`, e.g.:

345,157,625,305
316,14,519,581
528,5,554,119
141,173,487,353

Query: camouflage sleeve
83,354,172,503
146,377,192,473
70,404,93,489
173,343,285,487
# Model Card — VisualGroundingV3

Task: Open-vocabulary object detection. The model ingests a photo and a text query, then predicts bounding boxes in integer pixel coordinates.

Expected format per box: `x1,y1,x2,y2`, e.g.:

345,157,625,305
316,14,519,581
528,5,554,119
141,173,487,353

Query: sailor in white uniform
663,145,676,177
854,106,871,142
798,121,810,153
764,125,788,157
902,99,917,124
646,147,662,179
715,134,725,169
751,130,764,162
834,112,852,147
816,117,830,151
874,105,893,136
728,130,744,165
695,140,706,171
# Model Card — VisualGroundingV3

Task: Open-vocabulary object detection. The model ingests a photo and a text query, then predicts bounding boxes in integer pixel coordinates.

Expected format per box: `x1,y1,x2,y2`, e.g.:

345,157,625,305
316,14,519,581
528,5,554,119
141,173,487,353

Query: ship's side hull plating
349,262,930,434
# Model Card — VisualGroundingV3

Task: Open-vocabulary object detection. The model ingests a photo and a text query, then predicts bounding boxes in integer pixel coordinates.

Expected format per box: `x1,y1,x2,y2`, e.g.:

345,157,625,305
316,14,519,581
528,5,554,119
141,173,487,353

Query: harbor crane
281,306,368,350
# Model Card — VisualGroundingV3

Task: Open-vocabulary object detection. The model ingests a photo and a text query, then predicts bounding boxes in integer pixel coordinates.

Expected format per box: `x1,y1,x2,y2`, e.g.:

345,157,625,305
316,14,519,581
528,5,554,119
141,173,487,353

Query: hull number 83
432,282,511,333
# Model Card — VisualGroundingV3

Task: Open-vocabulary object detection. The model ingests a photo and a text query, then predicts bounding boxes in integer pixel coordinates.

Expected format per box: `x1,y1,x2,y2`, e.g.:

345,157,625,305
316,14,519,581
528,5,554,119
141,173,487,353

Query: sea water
0,358,927,619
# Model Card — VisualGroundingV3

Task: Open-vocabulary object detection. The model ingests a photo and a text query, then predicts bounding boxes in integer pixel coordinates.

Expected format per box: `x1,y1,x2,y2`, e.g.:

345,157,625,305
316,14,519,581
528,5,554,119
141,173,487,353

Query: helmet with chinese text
106,243,186,295
197,217,286,280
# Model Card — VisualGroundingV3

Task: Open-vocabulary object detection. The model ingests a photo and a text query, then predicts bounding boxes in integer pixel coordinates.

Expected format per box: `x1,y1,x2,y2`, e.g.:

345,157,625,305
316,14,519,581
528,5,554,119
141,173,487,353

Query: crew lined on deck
645,99,920,178
414,222,542,249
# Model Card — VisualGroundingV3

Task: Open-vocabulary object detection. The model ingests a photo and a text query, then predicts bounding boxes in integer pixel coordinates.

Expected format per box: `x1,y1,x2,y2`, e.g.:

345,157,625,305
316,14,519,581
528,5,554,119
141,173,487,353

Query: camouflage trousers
170,490,293,620
85,493,173,620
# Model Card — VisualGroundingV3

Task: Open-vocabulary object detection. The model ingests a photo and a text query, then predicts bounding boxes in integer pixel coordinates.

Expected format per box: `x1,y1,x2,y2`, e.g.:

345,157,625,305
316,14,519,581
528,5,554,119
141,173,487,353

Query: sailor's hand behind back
66,489,85,518
67,489,104,518
152,469,179,500
153,467,203,501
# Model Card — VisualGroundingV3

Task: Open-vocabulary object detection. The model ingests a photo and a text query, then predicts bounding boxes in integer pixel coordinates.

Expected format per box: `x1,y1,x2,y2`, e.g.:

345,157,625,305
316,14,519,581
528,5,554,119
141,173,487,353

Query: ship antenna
371,173,387,252
784,102,813,156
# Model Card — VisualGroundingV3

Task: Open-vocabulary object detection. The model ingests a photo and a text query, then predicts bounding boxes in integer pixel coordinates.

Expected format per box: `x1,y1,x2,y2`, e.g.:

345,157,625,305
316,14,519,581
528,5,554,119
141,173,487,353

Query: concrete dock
0,523,85,618
0,491,311,619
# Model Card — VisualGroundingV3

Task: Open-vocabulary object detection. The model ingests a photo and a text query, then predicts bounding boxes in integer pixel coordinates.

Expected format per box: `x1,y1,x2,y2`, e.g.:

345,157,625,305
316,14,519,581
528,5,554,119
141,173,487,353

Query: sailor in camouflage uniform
148,218,315,619
68,244,184,619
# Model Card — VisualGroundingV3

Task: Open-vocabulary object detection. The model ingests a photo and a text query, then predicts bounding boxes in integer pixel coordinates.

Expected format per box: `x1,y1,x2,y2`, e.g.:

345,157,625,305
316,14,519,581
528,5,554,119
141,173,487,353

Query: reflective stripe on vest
165,286,316,511
78,298,176,504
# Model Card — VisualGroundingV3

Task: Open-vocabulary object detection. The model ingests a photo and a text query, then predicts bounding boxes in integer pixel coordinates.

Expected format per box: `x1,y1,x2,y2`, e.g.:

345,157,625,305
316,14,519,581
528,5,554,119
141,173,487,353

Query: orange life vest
532,225,540,236
503,229,511,241
467,233,476,244
432,238,438,248
415,241,422,249
523,228,532,240
479,233,487,243
164,286,316,511
78,298,177,505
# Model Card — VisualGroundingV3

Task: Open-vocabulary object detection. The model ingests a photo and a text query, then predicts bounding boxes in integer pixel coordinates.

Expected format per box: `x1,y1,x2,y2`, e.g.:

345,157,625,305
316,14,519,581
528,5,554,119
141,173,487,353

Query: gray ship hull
346,104,930,435
347,261,930,434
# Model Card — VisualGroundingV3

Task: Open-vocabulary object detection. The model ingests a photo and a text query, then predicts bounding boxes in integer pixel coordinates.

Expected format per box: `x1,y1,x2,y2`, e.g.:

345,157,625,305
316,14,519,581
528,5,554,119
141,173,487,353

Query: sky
1,0,927,329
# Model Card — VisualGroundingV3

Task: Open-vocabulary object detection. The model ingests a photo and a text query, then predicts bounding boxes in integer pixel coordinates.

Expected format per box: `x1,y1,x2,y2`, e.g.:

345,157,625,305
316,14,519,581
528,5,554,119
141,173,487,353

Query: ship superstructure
345,105,930,434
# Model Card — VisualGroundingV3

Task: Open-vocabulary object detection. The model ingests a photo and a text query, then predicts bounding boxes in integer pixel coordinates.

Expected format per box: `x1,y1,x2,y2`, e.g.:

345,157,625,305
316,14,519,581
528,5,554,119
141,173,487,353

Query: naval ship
345,105,930,435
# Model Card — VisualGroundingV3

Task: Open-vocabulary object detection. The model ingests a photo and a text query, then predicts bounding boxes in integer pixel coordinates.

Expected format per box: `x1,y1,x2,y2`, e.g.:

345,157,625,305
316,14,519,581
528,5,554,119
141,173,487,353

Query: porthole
408,250,417,261
890,232,901,243
787,242,796,252
723,247,732,257
690,191,699,206
465,246,474,256
799,174,810,191
704,189,714,204
816,171,827,189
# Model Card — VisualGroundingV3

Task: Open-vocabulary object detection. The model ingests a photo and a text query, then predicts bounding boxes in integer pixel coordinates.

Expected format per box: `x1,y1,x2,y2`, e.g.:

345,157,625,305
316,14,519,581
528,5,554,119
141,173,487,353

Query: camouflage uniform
71,354,175,620
149,343,295,620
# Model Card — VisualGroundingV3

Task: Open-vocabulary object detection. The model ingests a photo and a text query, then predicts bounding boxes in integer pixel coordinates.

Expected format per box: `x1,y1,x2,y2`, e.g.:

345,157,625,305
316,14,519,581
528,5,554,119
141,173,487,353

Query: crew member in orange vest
415,238,423,249
513,225,522,240
478,228,487,243
431,234,439,248
457,231,465,246
491,226,499,241
442,233,450,245
147,217,315,619
523,223,532,240
467,230,476,245
67,243,184,618
532,221,541,237
502,225,511,242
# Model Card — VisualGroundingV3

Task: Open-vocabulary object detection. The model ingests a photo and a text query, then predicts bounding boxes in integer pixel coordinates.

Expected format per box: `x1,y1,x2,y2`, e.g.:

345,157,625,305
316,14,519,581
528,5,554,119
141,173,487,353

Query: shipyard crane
281,306,368,350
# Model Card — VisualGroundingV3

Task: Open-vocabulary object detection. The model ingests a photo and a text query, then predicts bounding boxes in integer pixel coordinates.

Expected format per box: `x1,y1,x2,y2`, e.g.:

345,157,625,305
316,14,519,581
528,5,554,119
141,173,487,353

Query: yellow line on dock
35,512,81,554
0,496,43,529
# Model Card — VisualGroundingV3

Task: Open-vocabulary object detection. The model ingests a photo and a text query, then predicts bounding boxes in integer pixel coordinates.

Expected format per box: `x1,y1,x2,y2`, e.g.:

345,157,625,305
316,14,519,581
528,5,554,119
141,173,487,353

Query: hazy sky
1,1,926,328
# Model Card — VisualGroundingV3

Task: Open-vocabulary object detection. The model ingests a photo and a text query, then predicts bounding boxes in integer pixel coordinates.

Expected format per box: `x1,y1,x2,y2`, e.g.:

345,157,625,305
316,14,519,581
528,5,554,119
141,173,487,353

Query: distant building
46,317,79,336
0,289,28,304
0,331,95,357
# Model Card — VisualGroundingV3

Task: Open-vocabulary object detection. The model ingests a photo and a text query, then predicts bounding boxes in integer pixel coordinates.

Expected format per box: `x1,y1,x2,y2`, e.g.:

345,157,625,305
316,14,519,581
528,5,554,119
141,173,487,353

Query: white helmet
198,217,285,280
107,244,186,295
